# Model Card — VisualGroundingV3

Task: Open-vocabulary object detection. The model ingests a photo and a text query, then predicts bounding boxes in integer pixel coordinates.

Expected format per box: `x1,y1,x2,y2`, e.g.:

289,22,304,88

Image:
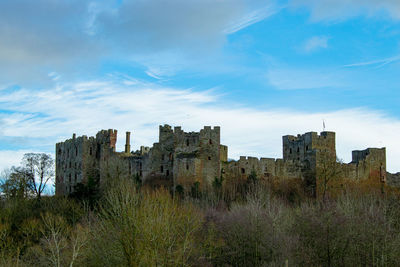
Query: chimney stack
125,131,131,153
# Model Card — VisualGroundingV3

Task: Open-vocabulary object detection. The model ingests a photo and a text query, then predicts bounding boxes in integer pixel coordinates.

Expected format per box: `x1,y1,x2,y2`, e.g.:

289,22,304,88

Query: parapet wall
348,148,386,181
223,156,304,182
55,127,388,197
283,131,336,162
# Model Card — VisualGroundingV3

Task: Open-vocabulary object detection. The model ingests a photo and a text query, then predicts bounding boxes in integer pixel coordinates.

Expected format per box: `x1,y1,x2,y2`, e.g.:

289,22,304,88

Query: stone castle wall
55,126,387,196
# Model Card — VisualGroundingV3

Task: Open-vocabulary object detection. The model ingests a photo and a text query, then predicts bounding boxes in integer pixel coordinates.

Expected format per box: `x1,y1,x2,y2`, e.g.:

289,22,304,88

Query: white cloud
0,0,277,85
0,150,26,171
302,36,329,52
290,0,400,21
344,55,400,68
267,67,346,90
1,78,400,172
224,3,280,34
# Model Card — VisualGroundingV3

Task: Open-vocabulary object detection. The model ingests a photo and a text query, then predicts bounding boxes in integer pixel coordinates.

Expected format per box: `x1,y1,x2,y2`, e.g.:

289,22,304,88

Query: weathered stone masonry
55,126,387,196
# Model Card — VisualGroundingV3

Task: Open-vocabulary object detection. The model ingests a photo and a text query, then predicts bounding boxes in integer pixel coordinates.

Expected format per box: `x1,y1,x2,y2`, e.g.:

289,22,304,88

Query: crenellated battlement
55,126,387,197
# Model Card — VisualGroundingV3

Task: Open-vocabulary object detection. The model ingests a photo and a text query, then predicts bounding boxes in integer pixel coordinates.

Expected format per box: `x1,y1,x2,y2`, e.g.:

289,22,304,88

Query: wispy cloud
1,77,400,172
290,0,400,21
267,67,346,90
0,0,277,85
344,55,400,68
302,36,329,53
224,3,279,34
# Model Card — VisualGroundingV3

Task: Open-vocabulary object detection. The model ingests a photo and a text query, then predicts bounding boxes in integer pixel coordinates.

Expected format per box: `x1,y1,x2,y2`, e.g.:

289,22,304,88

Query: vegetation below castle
2,171,400,267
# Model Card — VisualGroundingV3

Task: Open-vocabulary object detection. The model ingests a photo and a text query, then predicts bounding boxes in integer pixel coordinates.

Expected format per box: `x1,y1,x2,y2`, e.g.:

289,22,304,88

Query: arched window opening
241,168,245,174
160,166,164,173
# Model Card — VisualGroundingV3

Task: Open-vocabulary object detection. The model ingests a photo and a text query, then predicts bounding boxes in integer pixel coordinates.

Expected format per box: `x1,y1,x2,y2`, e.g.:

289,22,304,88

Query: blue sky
0,0,400,173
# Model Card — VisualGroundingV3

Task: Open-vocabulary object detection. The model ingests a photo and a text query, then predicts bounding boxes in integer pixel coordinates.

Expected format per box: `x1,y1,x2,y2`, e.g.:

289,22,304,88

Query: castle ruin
55,125,386,196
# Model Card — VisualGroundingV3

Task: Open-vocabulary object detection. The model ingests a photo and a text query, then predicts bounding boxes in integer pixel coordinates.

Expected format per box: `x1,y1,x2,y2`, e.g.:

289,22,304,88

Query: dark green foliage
0,196,85,265
247,169,258,185
133,173,142,189
190,181,201,199
175,184,184,199
70,176,100,208
3,171,400,266
0,167,34,199
212,175,224,199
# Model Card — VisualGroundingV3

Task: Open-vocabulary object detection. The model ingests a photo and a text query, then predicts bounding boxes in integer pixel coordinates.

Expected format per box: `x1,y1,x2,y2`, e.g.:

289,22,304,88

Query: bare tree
0,166,34,199
316,150,343,201
22,153,54,200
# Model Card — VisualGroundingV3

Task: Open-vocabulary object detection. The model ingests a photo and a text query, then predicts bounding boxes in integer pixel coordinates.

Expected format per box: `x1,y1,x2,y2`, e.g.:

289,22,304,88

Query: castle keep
55,125,386,196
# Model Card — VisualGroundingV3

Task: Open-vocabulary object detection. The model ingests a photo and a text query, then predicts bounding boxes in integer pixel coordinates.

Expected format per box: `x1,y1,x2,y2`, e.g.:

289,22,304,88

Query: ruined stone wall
345,148,386,181
56,127,388,197
56,129,122,196
199,126,221,186
173,126,222,190
283,132,336,163
387,172,400,187
220,145,228,162
142,125,175,183
223,156,305,183
173,126,200,188
55,134,96,195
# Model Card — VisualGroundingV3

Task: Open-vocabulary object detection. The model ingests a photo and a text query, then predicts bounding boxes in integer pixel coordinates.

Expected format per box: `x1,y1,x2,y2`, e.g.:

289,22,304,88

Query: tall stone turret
283,131,336,162
125,131,131,153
